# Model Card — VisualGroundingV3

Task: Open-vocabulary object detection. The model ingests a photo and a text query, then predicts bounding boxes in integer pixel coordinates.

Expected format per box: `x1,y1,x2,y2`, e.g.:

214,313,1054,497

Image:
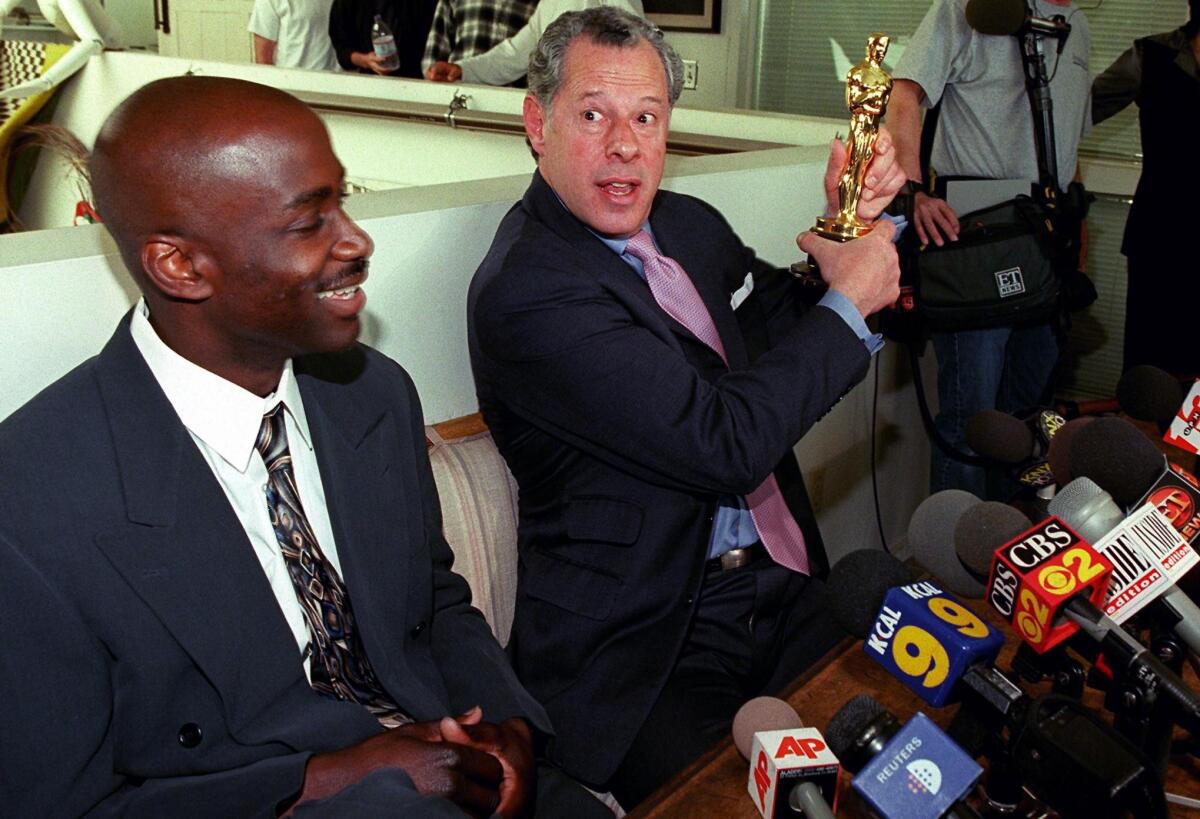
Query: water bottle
371,14,400,73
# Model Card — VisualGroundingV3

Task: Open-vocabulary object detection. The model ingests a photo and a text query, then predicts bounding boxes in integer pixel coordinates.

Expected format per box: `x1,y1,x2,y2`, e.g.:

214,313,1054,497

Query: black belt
705,542,768,574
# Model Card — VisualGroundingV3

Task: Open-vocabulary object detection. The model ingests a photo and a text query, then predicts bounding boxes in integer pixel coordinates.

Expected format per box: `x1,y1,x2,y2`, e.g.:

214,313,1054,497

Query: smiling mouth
316,284,361,301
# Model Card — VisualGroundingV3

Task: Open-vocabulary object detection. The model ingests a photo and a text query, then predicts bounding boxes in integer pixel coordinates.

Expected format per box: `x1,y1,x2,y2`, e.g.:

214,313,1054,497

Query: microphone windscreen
1047,416,1094,486
826,549,916,639
965,410,1035,464
953,501,1034,576
965,0,1027,35
732,696,804,759
825,693,885,763
1068,416,1164,507
908,490,985,597
1117,365,1184,428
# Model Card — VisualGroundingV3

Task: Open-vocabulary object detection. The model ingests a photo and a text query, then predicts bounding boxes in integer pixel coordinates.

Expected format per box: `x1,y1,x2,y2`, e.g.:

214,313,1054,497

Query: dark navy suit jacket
0,316,549,817
467,172,870,784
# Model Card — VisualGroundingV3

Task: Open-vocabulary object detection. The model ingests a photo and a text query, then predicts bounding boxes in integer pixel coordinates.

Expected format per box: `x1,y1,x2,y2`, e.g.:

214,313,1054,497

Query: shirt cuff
818,289,885,356
878,211,907,242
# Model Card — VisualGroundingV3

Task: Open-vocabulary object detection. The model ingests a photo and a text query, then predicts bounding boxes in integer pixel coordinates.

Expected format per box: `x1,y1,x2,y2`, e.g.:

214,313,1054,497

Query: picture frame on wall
643,0,721,33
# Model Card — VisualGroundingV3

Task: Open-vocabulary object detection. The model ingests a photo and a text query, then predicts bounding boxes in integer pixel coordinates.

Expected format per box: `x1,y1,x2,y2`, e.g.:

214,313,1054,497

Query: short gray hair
528,6,684,112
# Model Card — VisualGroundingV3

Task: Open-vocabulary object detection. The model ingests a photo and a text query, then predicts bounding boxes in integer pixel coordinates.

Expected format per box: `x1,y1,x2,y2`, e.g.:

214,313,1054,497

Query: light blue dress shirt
595,222,888,558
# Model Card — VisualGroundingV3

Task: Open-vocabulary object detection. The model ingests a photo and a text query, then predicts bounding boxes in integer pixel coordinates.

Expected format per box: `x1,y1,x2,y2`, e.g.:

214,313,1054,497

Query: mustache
320,258,368,290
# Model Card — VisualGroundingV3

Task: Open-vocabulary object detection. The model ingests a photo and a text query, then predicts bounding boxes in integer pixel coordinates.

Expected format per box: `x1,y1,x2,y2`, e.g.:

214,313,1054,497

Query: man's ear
523,94,548,159
141,236,215,302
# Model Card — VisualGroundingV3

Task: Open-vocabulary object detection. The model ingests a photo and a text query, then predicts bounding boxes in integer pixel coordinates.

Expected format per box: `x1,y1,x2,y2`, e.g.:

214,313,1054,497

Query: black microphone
1068,416,1200,548
965,0,1072,40
1067,416,1166,508
1116,365,1185,431
964,408,1063,489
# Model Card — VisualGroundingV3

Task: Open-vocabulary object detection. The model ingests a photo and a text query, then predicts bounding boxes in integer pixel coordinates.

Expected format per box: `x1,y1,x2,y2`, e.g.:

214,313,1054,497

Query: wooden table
632,623,1200,818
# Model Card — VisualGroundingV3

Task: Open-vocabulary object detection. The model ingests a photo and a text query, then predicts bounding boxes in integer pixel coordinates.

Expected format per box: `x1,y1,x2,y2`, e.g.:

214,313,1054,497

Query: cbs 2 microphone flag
986,517,1113,653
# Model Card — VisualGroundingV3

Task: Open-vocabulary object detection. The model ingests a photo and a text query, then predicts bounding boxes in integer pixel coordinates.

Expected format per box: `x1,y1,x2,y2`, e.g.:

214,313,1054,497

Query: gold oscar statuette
814,33,893,241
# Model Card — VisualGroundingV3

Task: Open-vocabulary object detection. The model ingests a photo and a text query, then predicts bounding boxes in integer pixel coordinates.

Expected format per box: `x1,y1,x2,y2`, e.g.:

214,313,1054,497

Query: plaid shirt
422,0,538,72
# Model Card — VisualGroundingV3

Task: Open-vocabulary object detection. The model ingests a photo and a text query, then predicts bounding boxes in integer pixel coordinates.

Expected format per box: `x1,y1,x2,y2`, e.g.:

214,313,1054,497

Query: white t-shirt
894,0,1091,191
458,0,645,86
248,0,340,72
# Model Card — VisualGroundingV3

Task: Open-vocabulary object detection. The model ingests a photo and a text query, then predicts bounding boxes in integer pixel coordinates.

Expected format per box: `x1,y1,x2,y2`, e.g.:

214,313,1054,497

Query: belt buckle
719,547,752,572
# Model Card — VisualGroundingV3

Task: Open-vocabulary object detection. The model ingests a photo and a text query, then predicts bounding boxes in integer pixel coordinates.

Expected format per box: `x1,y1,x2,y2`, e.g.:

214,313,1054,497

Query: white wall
102,0,158,49
666,0,754,110
17,50,840,230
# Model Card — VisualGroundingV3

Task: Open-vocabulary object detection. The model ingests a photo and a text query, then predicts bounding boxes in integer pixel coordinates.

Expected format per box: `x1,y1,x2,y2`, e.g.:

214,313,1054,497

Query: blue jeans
930,323,1058,499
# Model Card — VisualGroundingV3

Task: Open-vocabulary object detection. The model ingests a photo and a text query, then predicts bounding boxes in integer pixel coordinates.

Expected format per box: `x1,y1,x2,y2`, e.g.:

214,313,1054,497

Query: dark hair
527,6,685,112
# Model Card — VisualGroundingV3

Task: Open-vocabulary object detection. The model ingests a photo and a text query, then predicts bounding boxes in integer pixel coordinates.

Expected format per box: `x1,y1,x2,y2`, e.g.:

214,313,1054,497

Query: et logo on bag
994,267,1027,298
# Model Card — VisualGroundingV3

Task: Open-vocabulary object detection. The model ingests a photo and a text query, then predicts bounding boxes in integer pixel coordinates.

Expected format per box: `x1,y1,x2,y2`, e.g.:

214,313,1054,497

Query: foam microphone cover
965,0,1028,35
908,490,985,597
732,697,804,759
953,501,1034,576
1068,416,1164,507
965,410,1036,464
1117,365,1185,429
825,694,888,768
826,549,916,639
1047,416,1094,486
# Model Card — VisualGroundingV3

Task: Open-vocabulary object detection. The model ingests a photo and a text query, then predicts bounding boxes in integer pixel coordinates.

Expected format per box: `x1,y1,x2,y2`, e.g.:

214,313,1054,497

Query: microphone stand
1016,23,1061,208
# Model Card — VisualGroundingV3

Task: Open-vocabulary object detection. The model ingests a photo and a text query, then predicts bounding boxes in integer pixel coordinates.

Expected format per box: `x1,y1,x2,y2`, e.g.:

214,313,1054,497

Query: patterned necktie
255,405,410,727
624,230,811,575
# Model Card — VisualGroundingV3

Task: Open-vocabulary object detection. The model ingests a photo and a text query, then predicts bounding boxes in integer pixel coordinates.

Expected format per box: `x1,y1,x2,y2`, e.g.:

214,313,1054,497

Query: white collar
129,299,314,473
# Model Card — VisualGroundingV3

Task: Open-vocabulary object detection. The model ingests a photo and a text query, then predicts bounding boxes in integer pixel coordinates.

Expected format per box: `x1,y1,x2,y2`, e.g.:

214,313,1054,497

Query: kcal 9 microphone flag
863,580,1004,707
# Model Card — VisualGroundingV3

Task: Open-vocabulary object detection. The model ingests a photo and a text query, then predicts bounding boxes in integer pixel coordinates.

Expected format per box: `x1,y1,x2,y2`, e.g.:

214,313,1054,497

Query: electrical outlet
682,59,698,90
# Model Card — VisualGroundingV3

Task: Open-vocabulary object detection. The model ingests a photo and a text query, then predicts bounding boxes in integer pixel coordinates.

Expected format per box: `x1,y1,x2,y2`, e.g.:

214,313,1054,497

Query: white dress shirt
130,300,341,678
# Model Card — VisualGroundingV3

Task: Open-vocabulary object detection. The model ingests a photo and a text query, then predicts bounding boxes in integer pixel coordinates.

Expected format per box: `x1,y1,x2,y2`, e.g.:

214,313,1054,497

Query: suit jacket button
684,594,695,606
178,723,202,748
410,621,426,639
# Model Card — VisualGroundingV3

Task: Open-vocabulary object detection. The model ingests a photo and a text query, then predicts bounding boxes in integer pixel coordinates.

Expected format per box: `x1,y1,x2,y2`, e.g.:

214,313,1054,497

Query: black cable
907,342,994,467
871,354,889,554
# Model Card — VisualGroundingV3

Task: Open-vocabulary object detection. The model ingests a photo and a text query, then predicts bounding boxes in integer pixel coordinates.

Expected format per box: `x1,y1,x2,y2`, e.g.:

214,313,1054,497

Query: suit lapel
296,354,433,717
91,321,378,747
522,172,691,351
522,172,749,369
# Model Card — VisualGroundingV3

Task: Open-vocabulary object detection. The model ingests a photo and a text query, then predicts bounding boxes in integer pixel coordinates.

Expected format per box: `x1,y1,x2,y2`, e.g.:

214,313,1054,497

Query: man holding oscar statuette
468,8,904,807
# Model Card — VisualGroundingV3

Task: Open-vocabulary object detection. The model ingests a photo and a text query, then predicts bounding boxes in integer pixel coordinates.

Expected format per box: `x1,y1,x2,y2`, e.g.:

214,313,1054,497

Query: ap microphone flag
747,728,840,819
853,713,981,819
862,580,1004,707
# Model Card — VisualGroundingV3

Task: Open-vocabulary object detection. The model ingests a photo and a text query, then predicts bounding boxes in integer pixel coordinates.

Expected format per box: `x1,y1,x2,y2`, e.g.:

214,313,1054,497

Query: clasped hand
289,707,535,818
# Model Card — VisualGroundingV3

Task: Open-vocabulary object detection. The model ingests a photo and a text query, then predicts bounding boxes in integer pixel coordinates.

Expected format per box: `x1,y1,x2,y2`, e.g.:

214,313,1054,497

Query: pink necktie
624,230,810,575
